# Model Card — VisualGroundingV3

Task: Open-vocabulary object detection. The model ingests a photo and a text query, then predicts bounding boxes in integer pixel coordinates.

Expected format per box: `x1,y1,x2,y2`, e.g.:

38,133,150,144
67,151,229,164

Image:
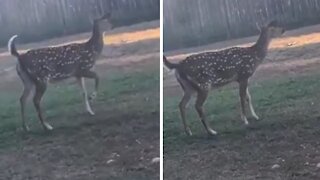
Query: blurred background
0,0,159,46
164,0,320,51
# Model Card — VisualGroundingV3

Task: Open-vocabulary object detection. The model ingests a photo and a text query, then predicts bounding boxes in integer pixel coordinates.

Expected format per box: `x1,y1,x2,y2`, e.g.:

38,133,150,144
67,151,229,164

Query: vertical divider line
160,0,164,179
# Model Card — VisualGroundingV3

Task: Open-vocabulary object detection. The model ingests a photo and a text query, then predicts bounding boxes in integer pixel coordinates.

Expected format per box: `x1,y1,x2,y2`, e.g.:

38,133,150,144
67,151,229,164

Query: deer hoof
253,114,260,120
185,127,193,136
241,116,249,125
23,125,30,132
87,109,95,116
86,105,95,115
44,122,53,131
207,128,218,136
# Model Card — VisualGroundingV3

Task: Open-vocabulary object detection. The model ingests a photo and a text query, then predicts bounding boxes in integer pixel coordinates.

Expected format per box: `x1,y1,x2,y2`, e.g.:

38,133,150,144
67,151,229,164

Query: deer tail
8,35,20,58
163,56,179,69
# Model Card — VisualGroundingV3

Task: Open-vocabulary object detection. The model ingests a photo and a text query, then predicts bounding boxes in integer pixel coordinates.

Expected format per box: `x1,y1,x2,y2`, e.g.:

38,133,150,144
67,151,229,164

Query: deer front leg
239,80,249,125
33,83,53,131
77,77,95,115
79,71,99,100
246,88,259,120
195,90,217,136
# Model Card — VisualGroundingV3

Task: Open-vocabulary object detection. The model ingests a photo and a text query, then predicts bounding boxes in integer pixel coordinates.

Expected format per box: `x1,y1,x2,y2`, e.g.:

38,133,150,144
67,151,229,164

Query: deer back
177,47,262,89
18,42,98,83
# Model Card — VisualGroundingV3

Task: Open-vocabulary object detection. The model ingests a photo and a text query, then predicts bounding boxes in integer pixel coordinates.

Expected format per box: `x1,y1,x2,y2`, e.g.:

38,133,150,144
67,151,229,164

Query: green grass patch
0,67,159,150
164,73,320,152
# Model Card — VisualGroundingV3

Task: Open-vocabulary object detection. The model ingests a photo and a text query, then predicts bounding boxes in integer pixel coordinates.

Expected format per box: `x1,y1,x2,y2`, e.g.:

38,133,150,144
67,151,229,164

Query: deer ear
88,12,96,25
99,12,112,20
267,20,278,27
255,22,262,32
104,12,112,19
92,11,112,22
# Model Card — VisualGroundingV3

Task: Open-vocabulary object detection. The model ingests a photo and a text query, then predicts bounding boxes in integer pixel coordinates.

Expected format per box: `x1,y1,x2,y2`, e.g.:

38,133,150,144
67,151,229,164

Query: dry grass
105,28,160,45
166,25,320,61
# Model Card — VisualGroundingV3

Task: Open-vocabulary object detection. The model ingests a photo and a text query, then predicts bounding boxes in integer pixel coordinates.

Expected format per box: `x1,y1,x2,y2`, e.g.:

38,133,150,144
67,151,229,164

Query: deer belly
47,67,76,82
52,70,75,80
79,62,94,70
211,74,238,88
49,73,73,82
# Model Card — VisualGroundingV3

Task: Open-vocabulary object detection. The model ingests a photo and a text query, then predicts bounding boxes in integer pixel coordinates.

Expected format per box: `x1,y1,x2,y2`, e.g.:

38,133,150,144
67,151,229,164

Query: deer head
93,12,113,30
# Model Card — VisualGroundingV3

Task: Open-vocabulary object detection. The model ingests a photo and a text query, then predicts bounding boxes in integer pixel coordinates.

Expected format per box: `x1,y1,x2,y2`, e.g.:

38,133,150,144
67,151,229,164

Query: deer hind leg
17,64,34,131
239,80,249,125
195,90,217,135
246,88,259,120
20,82,33,131
179,91,193,136
175,70,196,136
79,71,99,100
33,82,53,131
77,77,95,115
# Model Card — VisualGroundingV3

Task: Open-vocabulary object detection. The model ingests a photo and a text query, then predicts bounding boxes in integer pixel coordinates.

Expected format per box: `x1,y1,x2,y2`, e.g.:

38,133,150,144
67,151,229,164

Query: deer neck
252,29,271,59
87,20,104,53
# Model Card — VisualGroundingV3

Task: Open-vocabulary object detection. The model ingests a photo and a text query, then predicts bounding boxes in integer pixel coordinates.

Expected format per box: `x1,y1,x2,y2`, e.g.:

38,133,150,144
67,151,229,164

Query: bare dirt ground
164,24,320,180
0,21,160,180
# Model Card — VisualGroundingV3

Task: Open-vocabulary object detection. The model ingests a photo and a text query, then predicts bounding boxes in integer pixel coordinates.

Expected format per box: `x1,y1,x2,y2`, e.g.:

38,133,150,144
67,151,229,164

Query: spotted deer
8,13,113,131
164,21,285,136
